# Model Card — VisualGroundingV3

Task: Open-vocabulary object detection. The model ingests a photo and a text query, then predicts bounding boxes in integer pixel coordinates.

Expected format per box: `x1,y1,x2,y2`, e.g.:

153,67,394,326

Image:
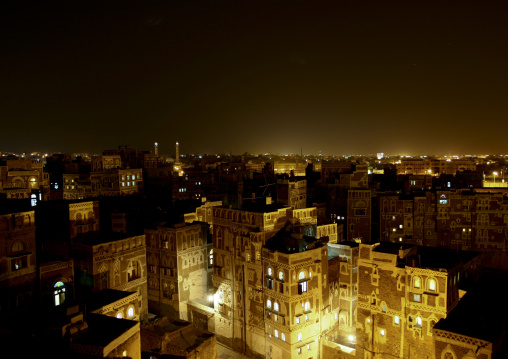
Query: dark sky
1,1,507,156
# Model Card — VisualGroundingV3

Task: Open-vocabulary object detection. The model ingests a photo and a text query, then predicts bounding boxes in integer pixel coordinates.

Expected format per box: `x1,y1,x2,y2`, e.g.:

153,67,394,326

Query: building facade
145,221,210,321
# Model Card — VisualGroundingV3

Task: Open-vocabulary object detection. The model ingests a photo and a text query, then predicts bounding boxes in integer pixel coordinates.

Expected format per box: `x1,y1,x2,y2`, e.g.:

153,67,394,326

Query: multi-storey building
349,242,482,359
91,155,122,172
347,189,372,242
0,157,50,200
37,199,100,258
327,241,359,341
0,209,36,318
62,155,144,198
62,172,98,200
99,168,144,196
71,231,148,321
211,204,339,357
145,221,210,321
378,189,508,269
397,159,476,176
261,227,330,359
277,177,307,209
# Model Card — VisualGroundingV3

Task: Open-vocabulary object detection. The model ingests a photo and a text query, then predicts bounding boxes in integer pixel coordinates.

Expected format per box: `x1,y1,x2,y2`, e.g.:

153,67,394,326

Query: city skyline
1,2,507,155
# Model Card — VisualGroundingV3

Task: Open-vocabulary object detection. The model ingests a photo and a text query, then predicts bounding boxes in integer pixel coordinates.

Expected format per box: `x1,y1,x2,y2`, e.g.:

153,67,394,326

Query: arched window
12,241,24,252
267,300,272,309
428,278,437,291
413,276,421,289
268,267,273,276
54,281,65,306
127,307,134,318
116,312,123,319
29,177,38,189
416,316,422,328
127,261,140,281
274,302,279,311
278,271,284,281
298,333,302,342
76,213,82,223
216,228,223,248
304,301,310,311
298,271,306,280
209,249,213,265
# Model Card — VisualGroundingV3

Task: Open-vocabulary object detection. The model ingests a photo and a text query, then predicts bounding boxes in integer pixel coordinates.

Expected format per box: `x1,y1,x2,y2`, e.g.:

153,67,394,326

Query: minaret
154,142,159,157
175,141,180,164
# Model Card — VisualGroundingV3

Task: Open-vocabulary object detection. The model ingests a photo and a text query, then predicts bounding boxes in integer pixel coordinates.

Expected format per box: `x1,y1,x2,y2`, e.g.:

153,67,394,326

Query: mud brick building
350,242,482,359
145,221,210,321
71,231,148,321
0,208,36,317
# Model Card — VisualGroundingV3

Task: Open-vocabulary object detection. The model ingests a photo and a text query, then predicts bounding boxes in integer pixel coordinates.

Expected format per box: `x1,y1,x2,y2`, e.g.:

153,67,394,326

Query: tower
175,142,180,164
154,142,159,157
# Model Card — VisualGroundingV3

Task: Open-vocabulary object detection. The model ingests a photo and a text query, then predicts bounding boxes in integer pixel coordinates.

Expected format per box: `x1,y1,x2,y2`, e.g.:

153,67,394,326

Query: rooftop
72,313,138,348
372,242,480,270
264,221,327,254
85,289,136,313
74,230,139,246
434,270,508,348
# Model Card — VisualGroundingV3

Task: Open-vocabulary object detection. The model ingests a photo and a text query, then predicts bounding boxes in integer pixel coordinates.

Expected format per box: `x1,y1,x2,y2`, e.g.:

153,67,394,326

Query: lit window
380,329,385,336
282,333,286,342
268,267,273,276
274,302,279,311
298,281,308,294
298,271,305,280
335,313,338,319
122,350,127,357
304,302,310,311
305,314,309,321
128,307,134,318
414,294,421,302
307,344,311,350
117,312,123,319
399,224,403,229
416,316,422,328
413,276,421,288
274,329,279,338
392,228,396,232
279,271,284,281
394,316,400,325
296,317,300,324
298,333,302,342
54,281,65,306
298,348,301,354
267,300,272,309
428,279,436,291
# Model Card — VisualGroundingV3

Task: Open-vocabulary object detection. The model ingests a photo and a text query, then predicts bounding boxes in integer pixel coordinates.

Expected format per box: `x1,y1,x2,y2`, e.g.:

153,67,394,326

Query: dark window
355,208,367,216
298,281,308,294
267,278,273,290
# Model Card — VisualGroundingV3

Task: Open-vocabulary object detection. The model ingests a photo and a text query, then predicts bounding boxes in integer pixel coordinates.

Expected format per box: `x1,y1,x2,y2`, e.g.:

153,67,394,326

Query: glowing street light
494,171,499,184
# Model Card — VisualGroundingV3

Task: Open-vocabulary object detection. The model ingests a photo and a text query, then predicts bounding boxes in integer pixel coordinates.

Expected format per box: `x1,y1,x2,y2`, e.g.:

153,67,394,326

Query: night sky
1,1,507,156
